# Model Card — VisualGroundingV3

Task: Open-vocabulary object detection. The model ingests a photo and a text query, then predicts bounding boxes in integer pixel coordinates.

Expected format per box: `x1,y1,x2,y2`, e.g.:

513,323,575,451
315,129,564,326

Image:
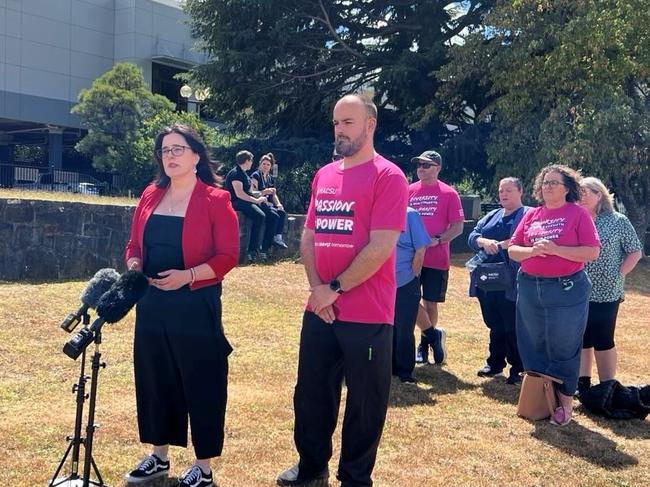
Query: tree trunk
611,172,649,257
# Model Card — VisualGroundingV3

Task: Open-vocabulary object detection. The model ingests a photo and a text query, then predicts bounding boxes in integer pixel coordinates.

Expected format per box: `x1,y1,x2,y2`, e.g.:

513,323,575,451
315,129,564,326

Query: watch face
330,279,342,293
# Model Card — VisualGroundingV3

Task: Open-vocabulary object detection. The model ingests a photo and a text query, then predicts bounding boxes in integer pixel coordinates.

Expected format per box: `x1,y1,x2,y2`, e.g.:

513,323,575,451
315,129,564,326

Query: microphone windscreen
80,268,121,308
95,270,149,323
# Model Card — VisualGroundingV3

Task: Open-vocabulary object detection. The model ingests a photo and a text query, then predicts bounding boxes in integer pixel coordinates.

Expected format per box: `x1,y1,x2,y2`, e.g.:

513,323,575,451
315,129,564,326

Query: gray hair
581,176,614,214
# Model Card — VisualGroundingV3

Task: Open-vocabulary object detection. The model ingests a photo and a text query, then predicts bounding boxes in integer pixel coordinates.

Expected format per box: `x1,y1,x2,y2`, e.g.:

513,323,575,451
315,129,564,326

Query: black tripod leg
49,441,74,486
82,340,106,487
49,350,89,486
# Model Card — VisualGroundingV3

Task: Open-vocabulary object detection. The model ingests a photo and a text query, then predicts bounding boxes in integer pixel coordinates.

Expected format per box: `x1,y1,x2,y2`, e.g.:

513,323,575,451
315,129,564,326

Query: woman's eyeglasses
156,145,191,159
416,162,438,169
541,180,564,187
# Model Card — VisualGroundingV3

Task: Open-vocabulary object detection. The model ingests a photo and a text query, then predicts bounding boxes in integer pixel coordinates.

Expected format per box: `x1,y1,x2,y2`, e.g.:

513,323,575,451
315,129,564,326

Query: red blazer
124,180,240,290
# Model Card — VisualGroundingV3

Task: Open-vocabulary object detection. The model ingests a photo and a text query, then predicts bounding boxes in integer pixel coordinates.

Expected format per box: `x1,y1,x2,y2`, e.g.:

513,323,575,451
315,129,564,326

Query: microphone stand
49,315,107,487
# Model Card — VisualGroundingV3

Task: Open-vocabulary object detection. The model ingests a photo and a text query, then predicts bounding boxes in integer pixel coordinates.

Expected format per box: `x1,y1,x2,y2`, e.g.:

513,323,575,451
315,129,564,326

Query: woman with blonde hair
577,177,642,393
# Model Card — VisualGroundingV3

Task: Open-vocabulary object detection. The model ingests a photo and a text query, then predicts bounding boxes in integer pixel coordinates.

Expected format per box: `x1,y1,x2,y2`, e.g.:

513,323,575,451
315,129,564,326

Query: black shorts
420,267,449,303
582,300,620,351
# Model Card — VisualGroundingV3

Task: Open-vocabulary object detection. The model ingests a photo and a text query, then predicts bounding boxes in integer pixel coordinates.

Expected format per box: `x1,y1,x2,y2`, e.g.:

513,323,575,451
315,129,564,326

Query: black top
224,165,251,203
143,214,184,279
251,170,276,204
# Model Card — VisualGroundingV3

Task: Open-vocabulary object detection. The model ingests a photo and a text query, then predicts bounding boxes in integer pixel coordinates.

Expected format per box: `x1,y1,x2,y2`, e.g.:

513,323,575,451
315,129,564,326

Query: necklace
168,188,191,214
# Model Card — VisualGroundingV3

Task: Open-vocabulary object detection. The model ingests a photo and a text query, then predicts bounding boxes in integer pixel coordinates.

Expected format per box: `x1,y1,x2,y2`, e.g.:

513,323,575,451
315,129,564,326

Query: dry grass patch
0,259,648,486
0,188,137,206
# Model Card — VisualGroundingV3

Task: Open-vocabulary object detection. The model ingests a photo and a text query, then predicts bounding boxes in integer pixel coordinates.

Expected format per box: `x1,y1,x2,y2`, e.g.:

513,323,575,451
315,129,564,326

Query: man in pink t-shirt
277,94,408,487
408,151,465,365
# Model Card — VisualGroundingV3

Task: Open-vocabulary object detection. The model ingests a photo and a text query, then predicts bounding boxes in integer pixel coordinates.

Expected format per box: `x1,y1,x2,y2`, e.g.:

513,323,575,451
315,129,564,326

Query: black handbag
473,251,513,292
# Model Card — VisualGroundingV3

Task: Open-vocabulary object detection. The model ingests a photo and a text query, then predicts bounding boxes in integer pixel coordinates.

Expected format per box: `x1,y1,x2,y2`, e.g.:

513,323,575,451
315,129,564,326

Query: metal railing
0,163,107,195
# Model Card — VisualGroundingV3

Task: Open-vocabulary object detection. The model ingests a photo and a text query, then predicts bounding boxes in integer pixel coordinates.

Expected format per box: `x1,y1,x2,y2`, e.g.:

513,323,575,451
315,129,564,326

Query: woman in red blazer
124,124,239,487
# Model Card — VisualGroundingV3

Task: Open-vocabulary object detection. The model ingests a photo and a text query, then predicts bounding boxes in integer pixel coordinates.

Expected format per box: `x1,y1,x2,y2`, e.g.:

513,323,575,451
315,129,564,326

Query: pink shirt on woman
510,203,600,277
304,155,409,324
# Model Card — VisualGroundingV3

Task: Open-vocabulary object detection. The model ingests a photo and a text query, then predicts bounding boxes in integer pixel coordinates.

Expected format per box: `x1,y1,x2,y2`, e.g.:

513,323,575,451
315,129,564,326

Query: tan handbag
516,371,563,420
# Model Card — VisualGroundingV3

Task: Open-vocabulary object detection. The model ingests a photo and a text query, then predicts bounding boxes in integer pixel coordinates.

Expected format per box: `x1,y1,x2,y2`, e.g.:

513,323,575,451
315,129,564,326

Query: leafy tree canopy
184,0,495,186
438,0,649,246
73,63,218,193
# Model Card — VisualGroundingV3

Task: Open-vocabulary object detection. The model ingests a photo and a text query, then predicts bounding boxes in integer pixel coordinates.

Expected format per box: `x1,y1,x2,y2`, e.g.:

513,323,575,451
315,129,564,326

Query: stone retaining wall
0,197,480,281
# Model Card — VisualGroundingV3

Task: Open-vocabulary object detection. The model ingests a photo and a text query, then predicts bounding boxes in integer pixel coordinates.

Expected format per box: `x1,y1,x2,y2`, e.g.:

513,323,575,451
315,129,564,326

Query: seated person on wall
250,152,288,249
224,150,278,262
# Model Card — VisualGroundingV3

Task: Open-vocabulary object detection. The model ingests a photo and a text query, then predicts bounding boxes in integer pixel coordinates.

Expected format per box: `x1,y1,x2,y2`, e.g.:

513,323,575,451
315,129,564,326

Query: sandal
549,406,572,426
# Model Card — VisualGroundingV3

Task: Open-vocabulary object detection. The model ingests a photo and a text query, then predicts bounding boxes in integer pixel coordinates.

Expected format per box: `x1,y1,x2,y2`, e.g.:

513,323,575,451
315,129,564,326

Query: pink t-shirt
304,155,408,324
408,180,464,270
510,203,600,277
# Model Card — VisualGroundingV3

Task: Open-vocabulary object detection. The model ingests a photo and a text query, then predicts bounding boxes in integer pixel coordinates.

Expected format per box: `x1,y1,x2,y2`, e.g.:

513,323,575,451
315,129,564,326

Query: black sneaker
415,336,429,364
277,463,329,486
477,365,504,377
178,465,213,487
431,327,447,364
506,374,522,385
125,454,170,483
399,375,417,385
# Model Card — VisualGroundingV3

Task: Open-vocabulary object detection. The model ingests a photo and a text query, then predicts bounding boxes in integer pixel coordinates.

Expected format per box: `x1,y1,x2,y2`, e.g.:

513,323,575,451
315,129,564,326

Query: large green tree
72,63,174,192
438,0,649,250
184,0,494,186
73,63,218,193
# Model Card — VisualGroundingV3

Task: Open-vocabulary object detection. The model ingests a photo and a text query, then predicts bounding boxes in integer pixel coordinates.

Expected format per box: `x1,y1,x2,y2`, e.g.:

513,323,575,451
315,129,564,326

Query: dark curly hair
153,124,222,188
532,164,582,204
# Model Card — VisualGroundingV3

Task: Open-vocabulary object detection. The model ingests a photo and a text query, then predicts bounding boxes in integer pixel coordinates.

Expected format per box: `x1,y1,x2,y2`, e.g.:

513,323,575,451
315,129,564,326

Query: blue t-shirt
395,207,431,287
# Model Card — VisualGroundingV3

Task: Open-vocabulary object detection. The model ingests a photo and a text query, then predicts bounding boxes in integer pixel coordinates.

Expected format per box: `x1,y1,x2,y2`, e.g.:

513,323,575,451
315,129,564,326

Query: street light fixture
180,84,210,118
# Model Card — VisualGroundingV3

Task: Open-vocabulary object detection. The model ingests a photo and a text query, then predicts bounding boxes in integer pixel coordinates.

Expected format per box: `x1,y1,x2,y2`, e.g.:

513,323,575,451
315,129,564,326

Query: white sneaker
273,234,288,248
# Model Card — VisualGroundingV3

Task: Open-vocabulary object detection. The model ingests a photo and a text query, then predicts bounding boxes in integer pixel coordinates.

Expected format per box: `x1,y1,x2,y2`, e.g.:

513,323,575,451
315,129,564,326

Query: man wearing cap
277,93,408,487
409,150,465,364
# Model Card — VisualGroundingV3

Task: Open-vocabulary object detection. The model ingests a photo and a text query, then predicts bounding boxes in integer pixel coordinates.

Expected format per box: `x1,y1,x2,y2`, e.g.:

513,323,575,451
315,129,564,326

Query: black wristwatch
329,279,344,294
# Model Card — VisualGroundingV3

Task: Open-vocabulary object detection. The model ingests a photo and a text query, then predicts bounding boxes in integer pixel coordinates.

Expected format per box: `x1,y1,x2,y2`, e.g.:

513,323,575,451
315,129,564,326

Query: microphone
63,271,149,360
60,268,121,333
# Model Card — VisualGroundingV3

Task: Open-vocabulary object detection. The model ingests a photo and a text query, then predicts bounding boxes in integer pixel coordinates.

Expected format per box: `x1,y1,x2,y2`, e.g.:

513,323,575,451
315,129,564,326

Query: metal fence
0,163,107,195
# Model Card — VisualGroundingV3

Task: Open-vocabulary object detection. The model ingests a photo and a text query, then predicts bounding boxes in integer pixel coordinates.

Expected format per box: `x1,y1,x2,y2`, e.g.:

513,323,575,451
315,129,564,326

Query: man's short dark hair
235,150,253,166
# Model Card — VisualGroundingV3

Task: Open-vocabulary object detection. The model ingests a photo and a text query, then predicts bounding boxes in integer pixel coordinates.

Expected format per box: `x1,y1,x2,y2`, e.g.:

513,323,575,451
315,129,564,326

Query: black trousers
392,277,421,378
259,203,281,251
134,285,231,459
476,288,522,377
294,312,392,487
232,200,265,252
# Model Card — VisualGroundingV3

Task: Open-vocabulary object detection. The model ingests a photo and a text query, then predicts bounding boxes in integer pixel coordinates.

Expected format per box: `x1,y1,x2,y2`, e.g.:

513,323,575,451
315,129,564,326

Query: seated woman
251,152,288,249
578,177,642,393
509,165,600,426
225,150,278,262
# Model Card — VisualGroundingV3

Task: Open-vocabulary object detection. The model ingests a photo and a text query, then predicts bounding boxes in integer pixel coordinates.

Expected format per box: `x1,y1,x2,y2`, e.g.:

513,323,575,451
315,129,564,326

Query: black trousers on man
294,312,392,487
392,277,421,379
476,288,522,379
232,200,265,253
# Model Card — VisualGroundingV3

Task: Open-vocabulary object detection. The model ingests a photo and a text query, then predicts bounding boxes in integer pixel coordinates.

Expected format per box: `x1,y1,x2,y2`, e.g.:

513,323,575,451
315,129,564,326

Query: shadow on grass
531,420,638,469
575,405,650,440
389,366,477,408
480,376,521,406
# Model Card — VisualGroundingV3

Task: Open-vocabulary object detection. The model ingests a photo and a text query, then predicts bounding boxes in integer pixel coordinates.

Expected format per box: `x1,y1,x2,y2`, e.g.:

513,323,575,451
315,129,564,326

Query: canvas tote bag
517,371,563,420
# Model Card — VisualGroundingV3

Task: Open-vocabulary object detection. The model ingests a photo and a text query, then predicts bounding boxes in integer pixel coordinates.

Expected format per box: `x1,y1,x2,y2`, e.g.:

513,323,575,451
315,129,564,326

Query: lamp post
180,84,209,118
